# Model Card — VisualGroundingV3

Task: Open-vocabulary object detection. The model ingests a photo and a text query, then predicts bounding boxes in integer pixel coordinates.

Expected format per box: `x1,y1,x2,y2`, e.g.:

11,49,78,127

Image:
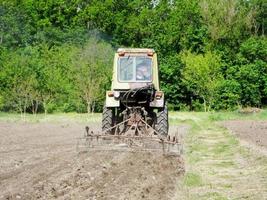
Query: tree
233,37,267,106
0,0,266,112
73,38,113,113
36,44,80,114
199,0,256,41
0,49,39,116
0,1,33,48
160,55,185,110
213,79,241,110
181,51,223,111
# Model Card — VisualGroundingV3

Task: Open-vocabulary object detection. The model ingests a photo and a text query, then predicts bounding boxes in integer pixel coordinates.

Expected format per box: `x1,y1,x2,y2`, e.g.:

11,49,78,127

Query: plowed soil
222,120,267,149
0,122,185,200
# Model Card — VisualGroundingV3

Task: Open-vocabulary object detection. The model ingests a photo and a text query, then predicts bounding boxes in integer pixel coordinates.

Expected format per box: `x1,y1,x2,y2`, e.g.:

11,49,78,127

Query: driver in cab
136,64,151,81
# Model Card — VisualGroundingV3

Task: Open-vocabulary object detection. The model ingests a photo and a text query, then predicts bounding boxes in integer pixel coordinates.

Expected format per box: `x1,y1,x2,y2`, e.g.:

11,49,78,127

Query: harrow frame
76,109,182,156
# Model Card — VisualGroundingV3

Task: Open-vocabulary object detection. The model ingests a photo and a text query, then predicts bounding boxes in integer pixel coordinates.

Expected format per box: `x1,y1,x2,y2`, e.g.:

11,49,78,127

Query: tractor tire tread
102,106,113,133
156,103,168,136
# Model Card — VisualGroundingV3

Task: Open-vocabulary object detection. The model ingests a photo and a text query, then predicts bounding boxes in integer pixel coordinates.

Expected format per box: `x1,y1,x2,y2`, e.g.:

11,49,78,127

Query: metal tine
78,135,181,156
77,115,181,156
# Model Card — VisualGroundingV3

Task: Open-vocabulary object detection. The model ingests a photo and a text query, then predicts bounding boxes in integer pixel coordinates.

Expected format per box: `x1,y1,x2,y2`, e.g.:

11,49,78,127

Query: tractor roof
117,48,155,54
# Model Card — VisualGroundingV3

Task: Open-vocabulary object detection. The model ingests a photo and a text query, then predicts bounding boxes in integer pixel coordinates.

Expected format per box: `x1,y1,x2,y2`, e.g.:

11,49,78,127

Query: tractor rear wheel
102,106,113,134
156,103,168,136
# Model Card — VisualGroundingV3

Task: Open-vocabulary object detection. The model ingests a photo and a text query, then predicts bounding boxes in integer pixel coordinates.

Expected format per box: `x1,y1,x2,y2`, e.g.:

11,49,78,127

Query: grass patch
172,109,267,199
213,143,234,155
0,112,101,123
187,154,203,164
209,109,267,121
2,109,265,123
200,192,228,200
213,161,235,168
189,142,209,153
183,172,203,187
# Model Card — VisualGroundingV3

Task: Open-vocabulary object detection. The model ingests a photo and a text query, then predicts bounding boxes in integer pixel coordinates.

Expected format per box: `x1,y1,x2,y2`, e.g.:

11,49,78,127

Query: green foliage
0,0,266,113
239,37,267,62
199,0,256,41
0,2,33,48
230,37,267,106
213,80,241,110
160,55,185,110
0,37,114,114
72,38,113,113
181,51,223,111
0,95,4,110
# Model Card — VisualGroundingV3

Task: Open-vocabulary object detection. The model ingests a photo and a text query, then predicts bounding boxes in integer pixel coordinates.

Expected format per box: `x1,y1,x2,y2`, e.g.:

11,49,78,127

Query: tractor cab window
118,57,134,81
136,57,152,81
119,56,152,82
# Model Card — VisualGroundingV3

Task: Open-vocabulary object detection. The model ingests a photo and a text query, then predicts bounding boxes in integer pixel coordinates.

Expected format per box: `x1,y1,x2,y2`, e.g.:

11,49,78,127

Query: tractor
102,48,168,137
78,48,180,154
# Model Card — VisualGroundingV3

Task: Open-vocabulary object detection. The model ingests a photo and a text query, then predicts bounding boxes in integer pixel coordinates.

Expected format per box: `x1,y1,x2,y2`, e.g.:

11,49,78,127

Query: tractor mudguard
105,91,120,107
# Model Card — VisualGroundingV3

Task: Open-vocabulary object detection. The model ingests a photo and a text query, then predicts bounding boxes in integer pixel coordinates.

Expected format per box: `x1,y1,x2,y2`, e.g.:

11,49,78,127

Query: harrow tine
76,111,182,156
77,134,182,156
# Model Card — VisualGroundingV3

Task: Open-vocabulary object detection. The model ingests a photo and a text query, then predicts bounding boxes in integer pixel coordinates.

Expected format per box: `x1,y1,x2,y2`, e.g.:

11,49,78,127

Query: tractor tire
156,103,169,136
102,106,113,134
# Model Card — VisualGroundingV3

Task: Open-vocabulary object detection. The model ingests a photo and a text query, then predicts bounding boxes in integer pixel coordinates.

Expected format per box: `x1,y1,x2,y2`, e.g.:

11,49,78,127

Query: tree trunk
19,100,23,119
87,101,91,114
34,100,38,116
43,101,47,116
31,100,35,115
20,109,23,119
91,101,95,114
203,97,207,112
23,102,27,121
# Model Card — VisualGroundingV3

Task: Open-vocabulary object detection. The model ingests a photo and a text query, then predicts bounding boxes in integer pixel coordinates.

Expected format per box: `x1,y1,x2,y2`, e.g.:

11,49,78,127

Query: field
0,111,267,200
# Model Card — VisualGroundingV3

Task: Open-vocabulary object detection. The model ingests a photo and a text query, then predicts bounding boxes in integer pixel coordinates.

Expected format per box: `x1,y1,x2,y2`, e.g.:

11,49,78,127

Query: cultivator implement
76,108,182,156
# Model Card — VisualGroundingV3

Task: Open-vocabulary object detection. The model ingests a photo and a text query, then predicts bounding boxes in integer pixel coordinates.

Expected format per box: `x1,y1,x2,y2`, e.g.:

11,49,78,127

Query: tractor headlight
155,91,163,99
113,91,120,98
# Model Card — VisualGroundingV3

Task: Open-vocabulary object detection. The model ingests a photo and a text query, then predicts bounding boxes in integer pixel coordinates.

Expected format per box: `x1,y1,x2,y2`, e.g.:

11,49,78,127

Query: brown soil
222,120,267,149
0,122,185,200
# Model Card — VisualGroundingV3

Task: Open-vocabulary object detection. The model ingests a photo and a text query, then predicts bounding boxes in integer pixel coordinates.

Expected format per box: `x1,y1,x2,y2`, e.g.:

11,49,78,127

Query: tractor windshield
118,56,152,82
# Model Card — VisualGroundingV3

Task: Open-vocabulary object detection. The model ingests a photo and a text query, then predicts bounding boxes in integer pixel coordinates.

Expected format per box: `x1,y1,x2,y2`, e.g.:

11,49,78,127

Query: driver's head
137,64,150,80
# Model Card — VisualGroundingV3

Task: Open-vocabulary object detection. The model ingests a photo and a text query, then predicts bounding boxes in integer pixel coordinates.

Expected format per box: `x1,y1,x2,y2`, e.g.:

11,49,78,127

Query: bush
213,80,241,110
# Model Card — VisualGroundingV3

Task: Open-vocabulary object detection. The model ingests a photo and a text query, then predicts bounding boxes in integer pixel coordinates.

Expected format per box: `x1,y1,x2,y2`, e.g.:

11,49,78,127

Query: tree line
0,0,266,113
